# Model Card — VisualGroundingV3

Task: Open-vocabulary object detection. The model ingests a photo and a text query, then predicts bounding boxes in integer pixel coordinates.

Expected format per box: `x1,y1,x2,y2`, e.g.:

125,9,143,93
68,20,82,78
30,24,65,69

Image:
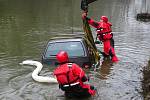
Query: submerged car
42,17,101,68
42,36,100,68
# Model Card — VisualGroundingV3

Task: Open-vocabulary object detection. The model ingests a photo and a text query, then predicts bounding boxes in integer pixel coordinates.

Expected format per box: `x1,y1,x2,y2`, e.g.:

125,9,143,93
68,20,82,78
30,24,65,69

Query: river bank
142,60,150,100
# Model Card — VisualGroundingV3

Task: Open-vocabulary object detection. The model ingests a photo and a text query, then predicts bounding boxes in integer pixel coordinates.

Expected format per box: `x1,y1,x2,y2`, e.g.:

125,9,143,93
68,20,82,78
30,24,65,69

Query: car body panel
41,37,98,67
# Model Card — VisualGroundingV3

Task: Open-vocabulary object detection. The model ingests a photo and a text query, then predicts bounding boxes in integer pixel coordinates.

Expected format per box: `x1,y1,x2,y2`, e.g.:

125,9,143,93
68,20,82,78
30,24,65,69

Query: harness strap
63,82,80,87
96,29,111,34
66,63,72,86
68,63,72,68
97,31,112,41
66,63,79,87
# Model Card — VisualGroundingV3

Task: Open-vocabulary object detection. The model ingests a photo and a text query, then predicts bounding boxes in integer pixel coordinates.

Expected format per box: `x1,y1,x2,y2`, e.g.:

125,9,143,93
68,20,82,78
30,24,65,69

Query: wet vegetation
142,60,150,100
137,13,150,22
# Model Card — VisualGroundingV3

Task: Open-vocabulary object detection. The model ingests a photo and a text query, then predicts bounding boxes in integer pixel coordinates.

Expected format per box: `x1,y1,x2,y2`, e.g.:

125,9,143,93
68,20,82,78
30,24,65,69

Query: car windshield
45,41,85,57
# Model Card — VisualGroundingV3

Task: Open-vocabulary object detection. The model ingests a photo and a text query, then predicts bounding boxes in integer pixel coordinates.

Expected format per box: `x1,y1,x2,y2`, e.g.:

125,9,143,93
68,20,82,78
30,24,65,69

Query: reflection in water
99,59,112,80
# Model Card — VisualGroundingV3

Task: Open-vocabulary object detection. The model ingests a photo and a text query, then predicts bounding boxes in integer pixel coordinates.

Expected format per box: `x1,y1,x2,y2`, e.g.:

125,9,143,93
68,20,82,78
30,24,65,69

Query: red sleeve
107,22,112,26
72,63,85,79
86,17,99,28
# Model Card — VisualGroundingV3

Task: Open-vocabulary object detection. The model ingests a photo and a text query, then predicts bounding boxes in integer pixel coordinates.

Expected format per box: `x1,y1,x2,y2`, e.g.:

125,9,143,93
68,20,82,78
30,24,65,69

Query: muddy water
0,0,150,100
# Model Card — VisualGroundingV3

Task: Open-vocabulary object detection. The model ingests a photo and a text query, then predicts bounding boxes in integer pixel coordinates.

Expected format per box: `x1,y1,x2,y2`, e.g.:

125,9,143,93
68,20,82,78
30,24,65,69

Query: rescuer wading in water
82,12,119,62
53,51,96,98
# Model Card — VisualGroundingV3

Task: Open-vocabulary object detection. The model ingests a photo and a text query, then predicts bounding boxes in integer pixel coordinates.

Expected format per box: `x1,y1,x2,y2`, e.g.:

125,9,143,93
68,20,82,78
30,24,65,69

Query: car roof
48,37,85,43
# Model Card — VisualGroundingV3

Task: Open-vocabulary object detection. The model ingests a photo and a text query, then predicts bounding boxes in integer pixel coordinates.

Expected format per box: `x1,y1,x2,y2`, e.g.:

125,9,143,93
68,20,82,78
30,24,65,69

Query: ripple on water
0,63,63,100
95,61,143,100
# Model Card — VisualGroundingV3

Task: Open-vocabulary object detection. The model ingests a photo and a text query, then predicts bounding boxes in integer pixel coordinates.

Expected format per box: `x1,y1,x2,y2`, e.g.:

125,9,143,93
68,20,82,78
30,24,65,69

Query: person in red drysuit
82,12,119,62
53,51,96,98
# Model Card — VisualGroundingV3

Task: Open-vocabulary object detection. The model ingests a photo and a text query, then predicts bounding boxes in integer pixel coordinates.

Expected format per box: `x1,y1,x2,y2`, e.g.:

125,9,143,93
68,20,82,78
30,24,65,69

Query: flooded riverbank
142,60,150,100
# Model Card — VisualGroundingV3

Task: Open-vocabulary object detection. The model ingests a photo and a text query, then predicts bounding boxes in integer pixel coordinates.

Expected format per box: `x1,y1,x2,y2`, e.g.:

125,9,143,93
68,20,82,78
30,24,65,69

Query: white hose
20,60,58,84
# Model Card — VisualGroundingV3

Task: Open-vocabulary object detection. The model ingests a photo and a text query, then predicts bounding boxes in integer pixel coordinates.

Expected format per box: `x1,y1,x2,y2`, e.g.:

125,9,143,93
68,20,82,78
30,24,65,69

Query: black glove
81,0,88,11
81,76,88,82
